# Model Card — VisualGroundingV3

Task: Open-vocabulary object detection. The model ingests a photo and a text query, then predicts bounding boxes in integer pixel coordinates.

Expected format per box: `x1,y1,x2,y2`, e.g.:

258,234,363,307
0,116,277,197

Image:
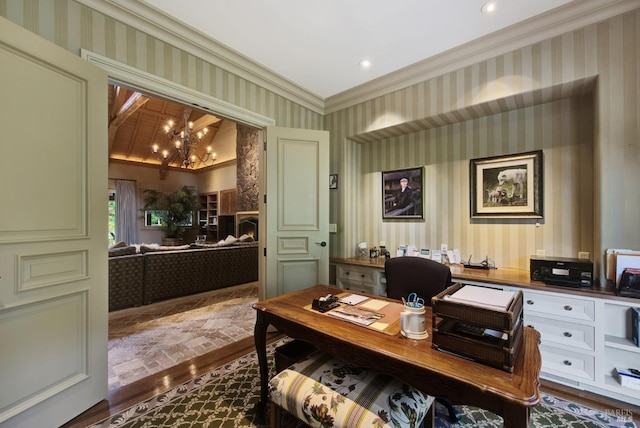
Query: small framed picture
470,150,543,218
329,174,338,189
382,167,423,220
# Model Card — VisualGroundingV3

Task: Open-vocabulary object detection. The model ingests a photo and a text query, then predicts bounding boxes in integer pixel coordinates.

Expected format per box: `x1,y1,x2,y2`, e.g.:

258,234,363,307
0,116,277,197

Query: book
445,285,515,311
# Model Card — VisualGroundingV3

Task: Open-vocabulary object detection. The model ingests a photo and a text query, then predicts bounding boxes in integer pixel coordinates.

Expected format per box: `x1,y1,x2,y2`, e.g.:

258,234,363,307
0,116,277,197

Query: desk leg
254,310,269,414
503,405,530,428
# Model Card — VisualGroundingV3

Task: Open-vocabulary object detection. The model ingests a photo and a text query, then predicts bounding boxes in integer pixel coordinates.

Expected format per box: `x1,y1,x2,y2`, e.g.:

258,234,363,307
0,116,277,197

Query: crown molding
324,0,640,114
82,49,276,129
75,0,325,115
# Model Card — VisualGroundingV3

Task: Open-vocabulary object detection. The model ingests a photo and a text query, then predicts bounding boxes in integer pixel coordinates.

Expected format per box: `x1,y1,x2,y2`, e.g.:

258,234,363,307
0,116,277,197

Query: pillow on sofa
109,241,128,249
140,243,192,253
108,246,137,257
216,235,238,246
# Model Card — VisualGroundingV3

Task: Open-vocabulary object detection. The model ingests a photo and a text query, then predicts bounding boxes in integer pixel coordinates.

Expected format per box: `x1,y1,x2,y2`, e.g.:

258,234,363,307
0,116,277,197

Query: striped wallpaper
0,0,324,131
327,8,639,282
1,1,638,283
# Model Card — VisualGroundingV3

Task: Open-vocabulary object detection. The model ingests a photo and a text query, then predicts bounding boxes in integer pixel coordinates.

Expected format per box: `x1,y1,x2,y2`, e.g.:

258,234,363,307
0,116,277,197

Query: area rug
89,338,636,428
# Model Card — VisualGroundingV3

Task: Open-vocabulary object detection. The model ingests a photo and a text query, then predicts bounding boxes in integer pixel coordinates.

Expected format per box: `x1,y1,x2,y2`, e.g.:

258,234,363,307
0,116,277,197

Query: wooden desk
254,284,542,428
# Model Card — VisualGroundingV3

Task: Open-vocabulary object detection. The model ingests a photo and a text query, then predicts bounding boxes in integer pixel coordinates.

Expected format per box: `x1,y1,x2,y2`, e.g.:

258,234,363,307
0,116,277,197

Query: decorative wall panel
0,291,88,422
16,250,88,292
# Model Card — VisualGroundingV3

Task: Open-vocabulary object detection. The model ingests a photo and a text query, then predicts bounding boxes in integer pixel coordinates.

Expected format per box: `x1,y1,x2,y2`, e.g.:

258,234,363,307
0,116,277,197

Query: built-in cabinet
331,257,640,407
218,188,237,238
219,188,237,215
198,192,218,241
199,189,237,242
336,263,386,295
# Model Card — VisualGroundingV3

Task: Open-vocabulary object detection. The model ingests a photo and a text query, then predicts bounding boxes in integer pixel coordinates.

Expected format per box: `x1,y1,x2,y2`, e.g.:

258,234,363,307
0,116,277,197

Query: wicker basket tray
432,317,524,372
431,282,523,331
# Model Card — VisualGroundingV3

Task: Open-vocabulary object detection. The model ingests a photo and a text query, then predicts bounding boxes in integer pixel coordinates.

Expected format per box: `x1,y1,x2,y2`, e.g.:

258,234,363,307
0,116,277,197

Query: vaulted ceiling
107,84,225,172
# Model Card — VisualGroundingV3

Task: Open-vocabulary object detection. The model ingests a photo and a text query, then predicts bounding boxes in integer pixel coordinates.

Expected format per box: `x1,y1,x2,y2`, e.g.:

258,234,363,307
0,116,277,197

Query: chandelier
152,110,216,168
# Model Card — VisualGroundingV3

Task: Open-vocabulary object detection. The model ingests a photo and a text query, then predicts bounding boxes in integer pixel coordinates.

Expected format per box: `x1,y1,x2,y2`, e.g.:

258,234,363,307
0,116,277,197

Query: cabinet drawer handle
563,332,573,338
526,300,534,305
361,274,365,278
564,305,573,311
563,360,572,366
346,272,350,276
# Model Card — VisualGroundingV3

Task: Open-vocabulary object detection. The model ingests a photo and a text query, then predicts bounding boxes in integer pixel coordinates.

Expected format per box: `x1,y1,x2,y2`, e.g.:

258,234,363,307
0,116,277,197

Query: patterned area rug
89,338,636,428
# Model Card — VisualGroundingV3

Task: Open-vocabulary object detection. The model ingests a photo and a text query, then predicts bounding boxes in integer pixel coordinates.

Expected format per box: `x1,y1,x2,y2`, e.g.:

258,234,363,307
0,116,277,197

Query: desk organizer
432,316,523,372
431,282,523,330
431,282,524,372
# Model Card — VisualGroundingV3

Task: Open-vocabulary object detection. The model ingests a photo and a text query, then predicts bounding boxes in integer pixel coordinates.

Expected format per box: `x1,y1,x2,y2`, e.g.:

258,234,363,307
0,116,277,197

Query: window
144,210,193,227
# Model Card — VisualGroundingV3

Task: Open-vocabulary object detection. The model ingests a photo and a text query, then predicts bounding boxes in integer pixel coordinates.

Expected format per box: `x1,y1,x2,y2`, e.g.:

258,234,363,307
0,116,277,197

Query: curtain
115,179,139,245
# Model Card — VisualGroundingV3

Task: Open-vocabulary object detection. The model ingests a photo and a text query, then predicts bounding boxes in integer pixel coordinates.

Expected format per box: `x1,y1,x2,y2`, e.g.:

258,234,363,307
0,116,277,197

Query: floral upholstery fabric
269,351,434,428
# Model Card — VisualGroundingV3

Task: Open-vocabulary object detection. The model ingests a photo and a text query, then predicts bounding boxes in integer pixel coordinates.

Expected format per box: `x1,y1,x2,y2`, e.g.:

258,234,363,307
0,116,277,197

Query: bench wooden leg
269,400,281,428
422,404,434,428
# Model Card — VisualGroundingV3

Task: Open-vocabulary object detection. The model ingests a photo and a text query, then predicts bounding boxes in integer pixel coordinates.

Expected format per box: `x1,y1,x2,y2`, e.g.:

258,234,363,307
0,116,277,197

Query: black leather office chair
384,256,460,422
385,256,452,304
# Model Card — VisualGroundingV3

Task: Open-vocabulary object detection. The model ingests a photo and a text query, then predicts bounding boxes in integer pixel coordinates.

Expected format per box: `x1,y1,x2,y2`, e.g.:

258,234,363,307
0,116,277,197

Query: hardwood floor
61,332,285,428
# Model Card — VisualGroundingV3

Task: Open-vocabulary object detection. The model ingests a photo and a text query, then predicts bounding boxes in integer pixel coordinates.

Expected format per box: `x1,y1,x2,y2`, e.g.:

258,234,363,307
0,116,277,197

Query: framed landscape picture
382,167,423,220
470,150,543,218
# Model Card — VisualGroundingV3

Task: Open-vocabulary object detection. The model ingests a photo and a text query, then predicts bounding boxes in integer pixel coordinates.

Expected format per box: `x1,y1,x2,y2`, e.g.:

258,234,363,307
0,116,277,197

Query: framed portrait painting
470,150,543,218
382,167,423,220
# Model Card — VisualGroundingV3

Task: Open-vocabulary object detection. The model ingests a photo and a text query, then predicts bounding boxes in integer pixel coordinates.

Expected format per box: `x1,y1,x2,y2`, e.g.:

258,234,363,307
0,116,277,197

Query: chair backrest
384,256,453,305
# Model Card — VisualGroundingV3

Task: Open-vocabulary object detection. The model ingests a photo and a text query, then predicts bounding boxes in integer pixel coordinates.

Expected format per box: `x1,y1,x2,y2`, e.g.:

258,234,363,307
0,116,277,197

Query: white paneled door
263,127,330,299
0,17,108,427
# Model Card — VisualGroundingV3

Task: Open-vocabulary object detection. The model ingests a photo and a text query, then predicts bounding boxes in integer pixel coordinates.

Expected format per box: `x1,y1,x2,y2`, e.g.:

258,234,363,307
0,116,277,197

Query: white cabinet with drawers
335,263,386,296
478,283,640,406
521,290,597,384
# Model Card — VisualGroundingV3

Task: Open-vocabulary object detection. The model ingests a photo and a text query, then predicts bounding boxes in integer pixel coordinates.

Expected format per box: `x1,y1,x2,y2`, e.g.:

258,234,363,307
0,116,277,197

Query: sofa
108,241,259,311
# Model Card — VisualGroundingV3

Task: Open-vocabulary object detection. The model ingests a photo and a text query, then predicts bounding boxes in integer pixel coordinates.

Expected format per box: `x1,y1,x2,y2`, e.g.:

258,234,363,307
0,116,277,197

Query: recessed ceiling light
359,59,372,69
481,2,496,14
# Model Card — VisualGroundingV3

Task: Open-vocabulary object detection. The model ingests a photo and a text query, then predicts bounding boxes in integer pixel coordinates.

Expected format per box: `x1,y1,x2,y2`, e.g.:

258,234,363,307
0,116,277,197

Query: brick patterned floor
107,282,258,391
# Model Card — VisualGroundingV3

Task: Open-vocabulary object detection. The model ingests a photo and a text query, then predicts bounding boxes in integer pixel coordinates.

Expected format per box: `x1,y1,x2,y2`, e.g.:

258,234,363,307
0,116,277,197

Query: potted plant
142,185,198,245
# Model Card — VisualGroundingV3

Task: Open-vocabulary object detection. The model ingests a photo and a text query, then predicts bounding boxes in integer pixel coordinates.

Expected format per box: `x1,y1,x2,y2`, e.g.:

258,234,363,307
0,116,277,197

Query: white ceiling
142,0,575,98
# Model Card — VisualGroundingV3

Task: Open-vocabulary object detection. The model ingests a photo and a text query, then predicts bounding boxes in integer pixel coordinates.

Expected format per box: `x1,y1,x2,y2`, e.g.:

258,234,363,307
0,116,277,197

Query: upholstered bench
268,350,435,428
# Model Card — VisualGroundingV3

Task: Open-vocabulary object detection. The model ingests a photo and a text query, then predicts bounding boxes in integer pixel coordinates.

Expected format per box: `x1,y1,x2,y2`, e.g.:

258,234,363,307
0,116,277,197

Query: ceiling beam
108,91,150,150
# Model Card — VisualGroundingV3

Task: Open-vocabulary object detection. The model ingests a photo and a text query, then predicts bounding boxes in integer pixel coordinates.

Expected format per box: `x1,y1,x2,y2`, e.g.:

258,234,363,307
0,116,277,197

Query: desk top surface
331,256,621,299
254,284,542,409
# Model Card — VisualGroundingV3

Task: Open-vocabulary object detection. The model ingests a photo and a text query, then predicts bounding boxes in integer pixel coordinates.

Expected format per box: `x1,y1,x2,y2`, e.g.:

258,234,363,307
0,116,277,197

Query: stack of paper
445,285,515,311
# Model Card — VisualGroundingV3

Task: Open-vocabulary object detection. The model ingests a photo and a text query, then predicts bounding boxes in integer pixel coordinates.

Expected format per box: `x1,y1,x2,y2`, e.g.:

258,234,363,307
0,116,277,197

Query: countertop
330,256,631,301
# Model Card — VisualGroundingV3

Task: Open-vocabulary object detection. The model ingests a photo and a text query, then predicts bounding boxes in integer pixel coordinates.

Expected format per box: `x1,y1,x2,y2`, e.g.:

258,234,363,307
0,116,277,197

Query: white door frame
81,50,275,130
81,51,276,298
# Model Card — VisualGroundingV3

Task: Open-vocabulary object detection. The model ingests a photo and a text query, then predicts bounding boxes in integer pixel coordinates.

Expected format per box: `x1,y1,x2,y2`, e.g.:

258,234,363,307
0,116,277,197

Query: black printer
530,256,593,288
